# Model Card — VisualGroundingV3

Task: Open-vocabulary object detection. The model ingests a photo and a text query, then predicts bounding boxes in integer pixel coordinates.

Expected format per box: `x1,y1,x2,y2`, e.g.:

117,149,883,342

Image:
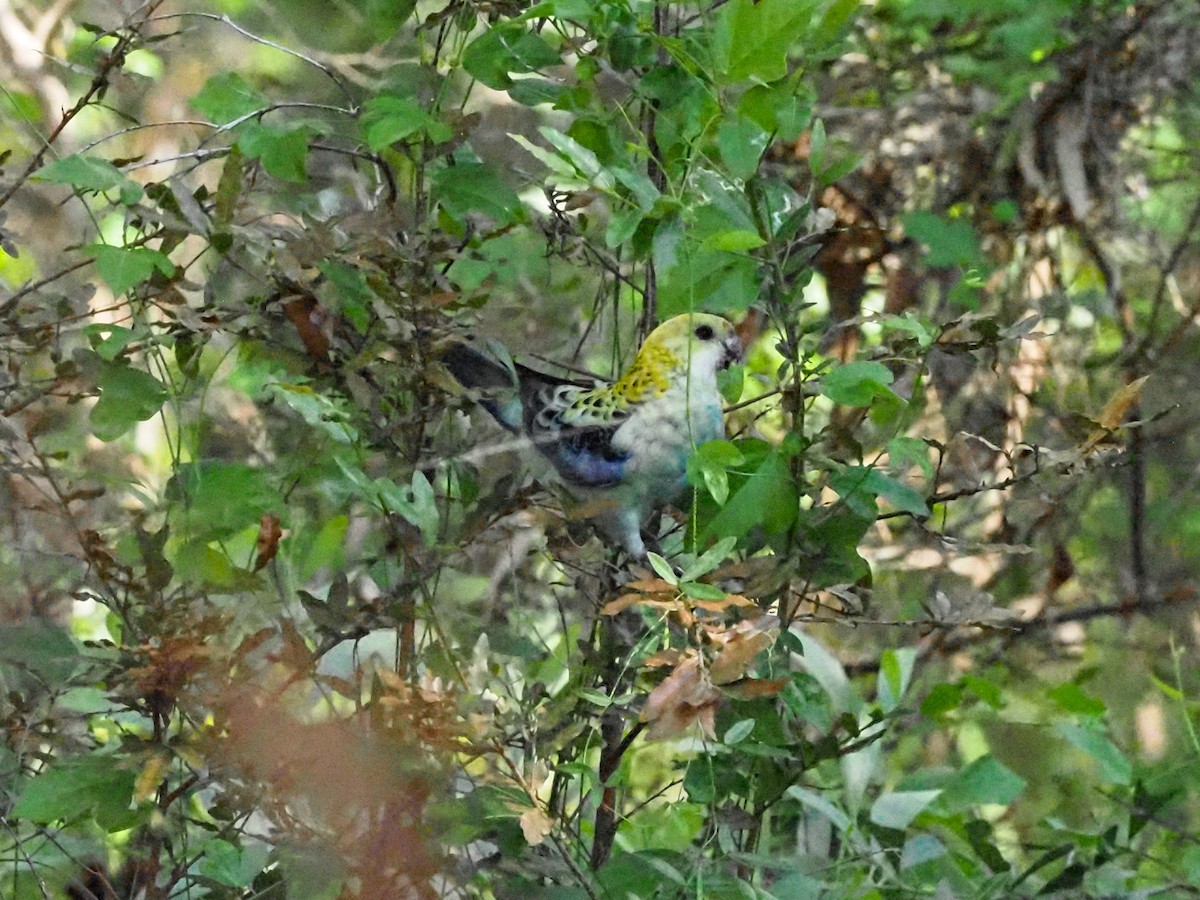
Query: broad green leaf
717,115,770,181
821,360,895,407
921,683,963,719
87,245,175,296
1048,682,1107,718
83,323,138,362
13,755,138,831
724,718,756,744
361,95,451,150
317,259,374,333
942,755,1026,808
1056,723,1132,785
700,446,798,544
0,621,79,682
189,72,268,123
433,162,523,226
170,461,284,541
900,834,947,870
713,0,821,83
688,439,744,506
34,155,141,203
463,25,561,89
831,466,929,518
239,123,309,182
869,789,941,830
267,382,358,443
902,210,986,269
90,362,168,441
199,839,269,888
887,435,934,481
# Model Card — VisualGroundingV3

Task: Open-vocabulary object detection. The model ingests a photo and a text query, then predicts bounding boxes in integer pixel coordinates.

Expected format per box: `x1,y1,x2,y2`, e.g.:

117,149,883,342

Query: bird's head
641,313,743,375
611,313,742,403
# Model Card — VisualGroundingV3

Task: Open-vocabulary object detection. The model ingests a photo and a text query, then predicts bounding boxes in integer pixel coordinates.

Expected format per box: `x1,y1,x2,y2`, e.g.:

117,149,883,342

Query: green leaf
869,789,941,830
87,245,175,296
680,535,738,582
646,552,679,585
887,436,934,481
433,162,523,226
90,363,168,441
830,467,929,518
463,25,561,89
239,123,309,182
12,756,138,831
943,755,1026,808
34,155,140,202
199,839,269,888
786,786,851,831
170,461,283,541
821,360,895,407
688,439,744,506
809,118,826,175
717,115,770,181
700,446,798,545
189,72,267,123
267,382,358,443
0,621,79,682
878,647,916,712
724,718,756,744
317,259,374,333
1056,723,1132,785
361,95,452,150
921,683,963,719
902,210,986,269
539,126,612,187
813,0,862,46
714,0,821,83
1048,682,1107,718
700,229,765,253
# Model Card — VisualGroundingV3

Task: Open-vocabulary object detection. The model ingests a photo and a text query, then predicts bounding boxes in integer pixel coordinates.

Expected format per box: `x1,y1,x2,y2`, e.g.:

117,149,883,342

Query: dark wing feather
517,366,631,488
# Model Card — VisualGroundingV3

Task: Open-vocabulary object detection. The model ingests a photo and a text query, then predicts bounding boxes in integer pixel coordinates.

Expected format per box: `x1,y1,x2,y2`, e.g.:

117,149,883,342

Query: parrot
440,313,743,557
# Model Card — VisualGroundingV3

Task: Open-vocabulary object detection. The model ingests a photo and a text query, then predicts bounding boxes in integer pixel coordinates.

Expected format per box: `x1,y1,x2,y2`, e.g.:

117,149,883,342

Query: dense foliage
2,0,1200,897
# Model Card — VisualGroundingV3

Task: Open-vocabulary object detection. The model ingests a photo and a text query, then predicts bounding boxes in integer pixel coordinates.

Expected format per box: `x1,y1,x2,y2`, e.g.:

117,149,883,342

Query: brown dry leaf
641,657,720,740
281,295,331,360
626,578,676,594
520,807,554,846
710,628,776,685
643,648,688,668
601,594,683,616
253,513,283,571
1096,375,1149,430
690,594,757,613
719,677,790,700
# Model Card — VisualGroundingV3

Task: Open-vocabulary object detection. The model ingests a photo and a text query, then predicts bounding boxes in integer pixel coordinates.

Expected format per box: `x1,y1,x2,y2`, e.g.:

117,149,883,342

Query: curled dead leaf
520,806,554,846
1096,375,1149,431
719,677,790,700
710,628,777,681
641,657,719,740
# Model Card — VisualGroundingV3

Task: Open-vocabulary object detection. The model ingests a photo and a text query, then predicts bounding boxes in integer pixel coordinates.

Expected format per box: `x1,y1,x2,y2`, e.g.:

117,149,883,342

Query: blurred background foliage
2,0,1200,897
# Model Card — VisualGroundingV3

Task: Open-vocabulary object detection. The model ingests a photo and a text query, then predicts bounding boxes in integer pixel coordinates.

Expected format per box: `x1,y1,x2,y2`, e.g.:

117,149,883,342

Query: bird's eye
694,324,715,341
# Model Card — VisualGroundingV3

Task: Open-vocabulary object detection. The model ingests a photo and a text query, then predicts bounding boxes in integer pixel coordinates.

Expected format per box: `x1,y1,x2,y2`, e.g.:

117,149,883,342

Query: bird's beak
722,333,744,369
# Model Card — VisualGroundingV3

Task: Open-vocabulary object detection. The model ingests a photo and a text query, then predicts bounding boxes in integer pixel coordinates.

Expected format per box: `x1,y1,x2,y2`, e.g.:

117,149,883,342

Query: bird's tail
439,340,523,431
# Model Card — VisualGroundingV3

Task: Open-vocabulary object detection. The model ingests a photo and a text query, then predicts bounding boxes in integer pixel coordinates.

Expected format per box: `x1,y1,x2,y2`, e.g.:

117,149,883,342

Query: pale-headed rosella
441,313,743,556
